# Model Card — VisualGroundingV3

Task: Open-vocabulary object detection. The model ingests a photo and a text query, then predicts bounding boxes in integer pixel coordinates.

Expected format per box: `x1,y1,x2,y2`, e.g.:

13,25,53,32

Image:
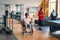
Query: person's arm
29,17,32,24
56,13,58,17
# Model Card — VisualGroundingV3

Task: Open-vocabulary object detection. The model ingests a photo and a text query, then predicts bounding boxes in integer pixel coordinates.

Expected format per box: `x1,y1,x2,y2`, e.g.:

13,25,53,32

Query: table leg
50,25,52,34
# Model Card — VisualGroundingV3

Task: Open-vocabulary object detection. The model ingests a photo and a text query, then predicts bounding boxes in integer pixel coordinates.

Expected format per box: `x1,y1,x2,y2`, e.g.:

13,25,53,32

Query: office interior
0,0,60,40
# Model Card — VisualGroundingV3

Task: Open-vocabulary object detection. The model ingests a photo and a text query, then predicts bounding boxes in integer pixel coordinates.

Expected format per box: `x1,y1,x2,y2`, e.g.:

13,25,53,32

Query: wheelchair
21,20,33,35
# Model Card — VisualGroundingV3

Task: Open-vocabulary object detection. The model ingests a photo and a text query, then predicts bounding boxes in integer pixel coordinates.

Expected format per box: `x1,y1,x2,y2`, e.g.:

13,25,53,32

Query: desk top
47,20,60,24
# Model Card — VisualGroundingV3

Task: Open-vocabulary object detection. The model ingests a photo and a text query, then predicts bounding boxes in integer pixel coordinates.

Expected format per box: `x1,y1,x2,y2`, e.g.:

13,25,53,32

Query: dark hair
25,13,29,16
40,7,42,10
5,10,8,16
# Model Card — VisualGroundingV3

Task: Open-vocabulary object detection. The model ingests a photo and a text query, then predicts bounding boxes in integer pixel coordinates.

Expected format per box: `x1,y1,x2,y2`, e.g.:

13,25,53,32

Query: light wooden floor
7,18,59,40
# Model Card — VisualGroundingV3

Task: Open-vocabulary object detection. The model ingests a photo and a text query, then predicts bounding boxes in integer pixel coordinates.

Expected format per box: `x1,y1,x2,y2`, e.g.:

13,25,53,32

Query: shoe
38,27,42,30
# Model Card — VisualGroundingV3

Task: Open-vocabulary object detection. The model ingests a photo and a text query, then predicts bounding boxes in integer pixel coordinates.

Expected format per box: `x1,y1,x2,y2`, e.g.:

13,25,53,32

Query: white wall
0,0,40,17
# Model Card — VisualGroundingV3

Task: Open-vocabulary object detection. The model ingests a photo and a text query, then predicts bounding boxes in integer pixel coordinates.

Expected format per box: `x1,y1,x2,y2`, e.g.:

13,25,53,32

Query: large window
20,4,24,18
5,4,10,11
49,0,56,16
58,0,60,18
5,4,11,17
28,7,38,13
50,0,56,12
15,4,20,13
15,4,24,18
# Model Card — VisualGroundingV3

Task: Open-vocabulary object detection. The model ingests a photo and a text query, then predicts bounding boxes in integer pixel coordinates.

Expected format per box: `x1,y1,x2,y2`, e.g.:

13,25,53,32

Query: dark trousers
38,20,42,26
51,16,57,20
3,15,7,27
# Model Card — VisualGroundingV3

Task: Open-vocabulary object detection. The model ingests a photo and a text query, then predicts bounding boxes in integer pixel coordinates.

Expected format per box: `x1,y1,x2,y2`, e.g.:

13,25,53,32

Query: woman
38,7,44,30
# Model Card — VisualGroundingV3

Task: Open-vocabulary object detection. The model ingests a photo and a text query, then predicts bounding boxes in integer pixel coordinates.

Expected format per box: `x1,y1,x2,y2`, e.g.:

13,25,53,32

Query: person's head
11,11,14,13
5,10,8,16
53,9,54,12
5,10,8,13
52,9,56,13
25,13,29,17
40,7,43,11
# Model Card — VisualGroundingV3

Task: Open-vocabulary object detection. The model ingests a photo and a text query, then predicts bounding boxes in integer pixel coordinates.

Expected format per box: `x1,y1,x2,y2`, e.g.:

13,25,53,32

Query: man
5,10,8,17
50,10,58,20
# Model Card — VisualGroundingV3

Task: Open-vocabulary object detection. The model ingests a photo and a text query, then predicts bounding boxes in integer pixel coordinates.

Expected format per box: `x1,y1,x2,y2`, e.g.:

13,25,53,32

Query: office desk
46,20,60,33
46,20,60,39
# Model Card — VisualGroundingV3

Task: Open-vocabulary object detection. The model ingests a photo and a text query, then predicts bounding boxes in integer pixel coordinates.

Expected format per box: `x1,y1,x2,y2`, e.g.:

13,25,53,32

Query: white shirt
24,17,31,24
52,12,56,16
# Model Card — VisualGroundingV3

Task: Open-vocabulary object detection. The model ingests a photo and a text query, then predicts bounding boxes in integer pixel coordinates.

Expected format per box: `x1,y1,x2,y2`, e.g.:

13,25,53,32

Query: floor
0,18,59,40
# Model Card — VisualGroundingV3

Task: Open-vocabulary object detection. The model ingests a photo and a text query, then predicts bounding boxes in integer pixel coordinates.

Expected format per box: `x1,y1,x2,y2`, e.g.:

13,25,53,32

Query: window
15,4,24,18
15,4,20,13
49,0,56,16
5,4,10,11
20,4,24,18
28,7,38,13
58,0,60,18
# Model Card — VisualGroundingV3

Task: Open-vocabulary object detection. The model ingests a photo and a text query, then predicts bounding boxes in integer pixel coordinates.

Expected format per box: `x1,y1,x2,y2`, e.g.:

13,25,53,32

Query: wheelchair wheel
30,29,33,35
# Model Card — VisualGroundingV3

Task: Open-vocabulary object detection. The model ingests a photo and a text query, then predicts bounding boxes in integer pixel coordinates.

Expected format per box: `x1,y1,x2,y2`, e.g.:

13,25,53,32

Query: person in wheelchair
21,13,33,34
